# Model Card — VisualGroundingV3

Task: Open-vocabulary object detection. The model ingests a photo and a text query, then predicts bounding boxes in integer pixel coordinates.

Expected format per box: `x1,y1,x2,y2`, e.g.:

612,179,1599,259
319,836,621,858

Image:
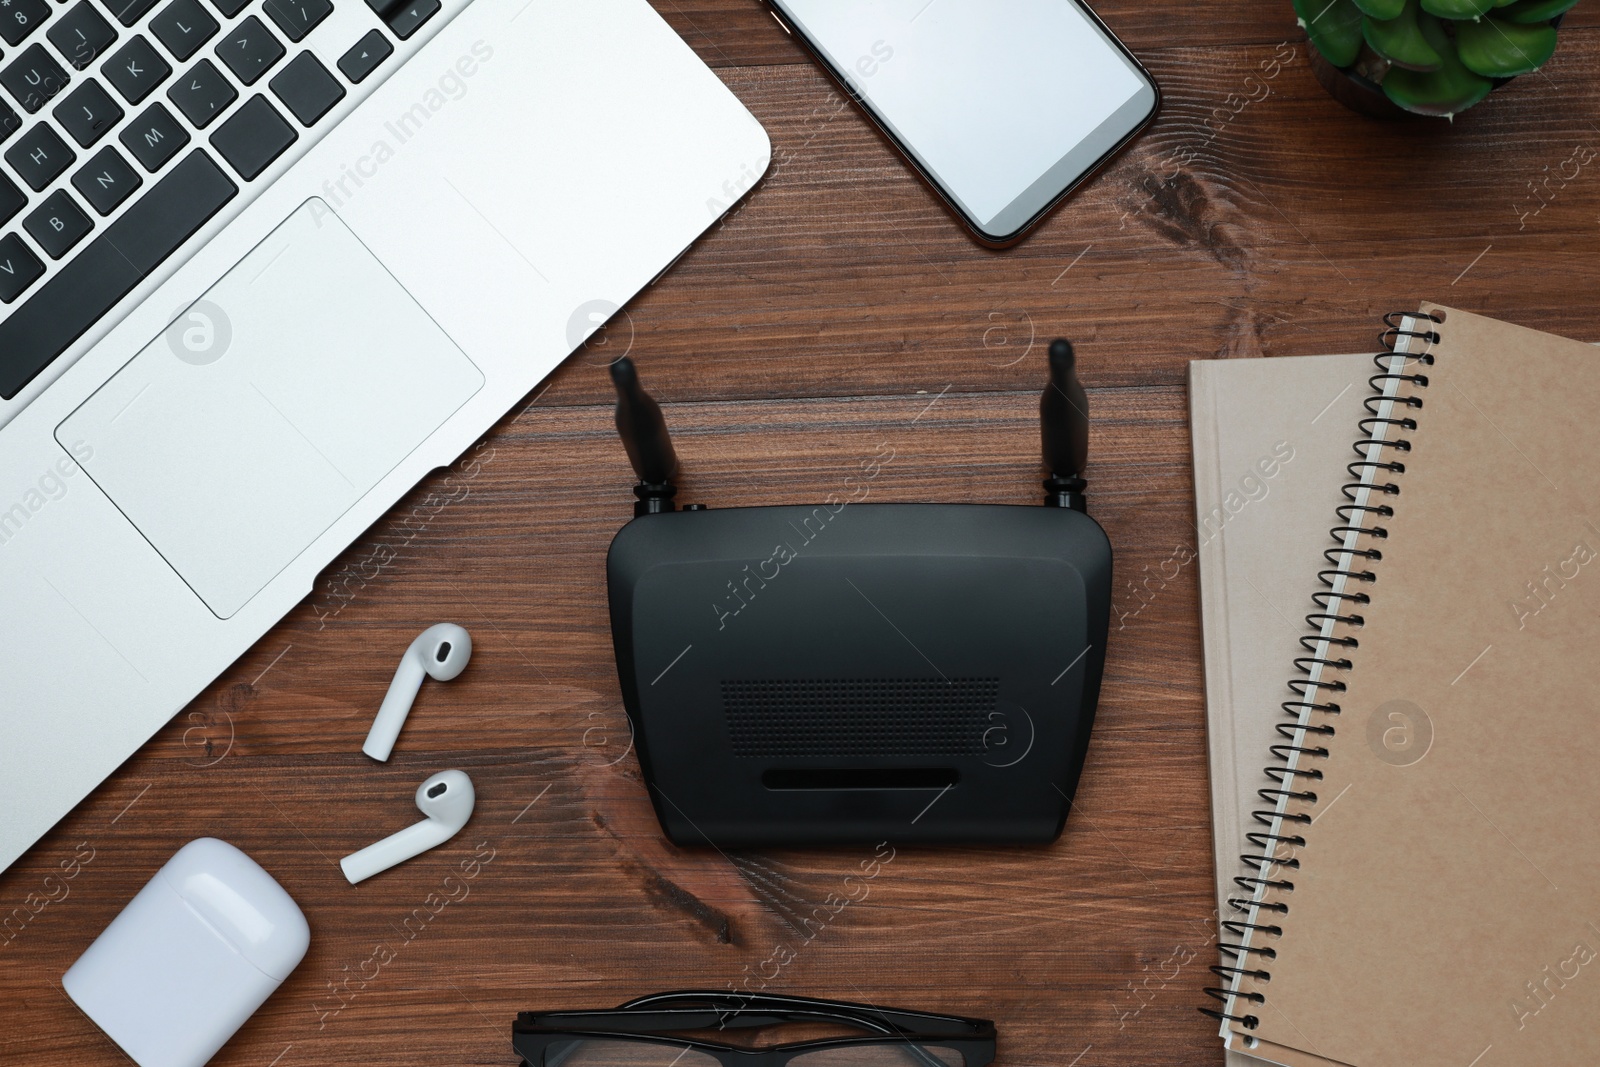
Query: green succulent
1294,0,1579,117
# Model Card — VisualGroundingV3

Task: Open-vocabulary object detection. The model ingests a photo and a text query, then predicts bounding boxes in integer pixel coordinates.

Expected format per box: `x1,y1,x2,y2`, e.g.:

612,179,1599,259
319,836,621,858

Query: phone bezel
765,0,1160,248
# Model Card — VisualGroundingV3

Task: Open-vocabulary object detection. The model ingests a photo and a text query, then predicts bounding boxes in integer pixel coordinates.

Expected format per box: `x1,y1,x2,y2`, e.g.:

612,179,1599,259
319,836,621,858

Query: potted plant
1294,0,1579,118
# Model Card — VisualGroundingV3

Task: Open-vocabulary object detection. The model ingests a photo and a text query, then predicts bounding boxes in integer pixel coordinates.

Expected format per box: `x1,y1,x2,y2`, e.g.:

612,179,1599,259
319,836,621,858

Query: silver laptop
0,0,769,871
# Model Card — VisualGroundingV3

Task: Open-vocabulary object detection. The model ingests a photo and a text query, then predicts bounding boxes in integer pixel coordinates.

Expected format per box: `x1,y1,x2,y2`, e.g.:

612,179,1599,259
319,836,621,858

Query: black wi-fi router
605,341,1112,846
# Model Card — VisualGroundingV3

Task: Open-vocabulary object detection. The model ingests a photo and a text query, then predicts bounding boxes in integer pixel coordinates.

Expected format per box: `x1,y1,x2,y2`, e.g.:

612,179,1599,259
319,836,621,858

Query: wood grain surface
6,3,1600,1065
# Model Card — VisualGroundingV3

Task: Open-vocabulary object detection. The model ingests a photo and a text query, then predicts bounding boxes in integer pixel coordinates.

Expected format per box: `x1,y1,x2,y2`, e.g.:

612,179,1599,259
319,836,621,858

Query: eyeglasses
512,991,997,1067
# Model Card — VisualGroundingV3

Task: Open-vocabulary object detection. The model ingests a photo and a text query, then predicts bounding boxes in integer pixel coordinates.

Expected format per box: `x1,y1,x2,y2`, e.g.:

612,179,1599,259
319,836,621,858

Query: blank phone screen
772,0,1154,237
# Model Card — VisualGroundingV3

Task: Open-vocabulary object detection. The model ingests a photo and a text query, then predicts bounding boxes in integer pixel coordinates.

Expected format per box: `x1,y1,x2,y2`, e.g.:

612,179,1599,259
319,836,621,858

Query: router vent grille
722,678,999,757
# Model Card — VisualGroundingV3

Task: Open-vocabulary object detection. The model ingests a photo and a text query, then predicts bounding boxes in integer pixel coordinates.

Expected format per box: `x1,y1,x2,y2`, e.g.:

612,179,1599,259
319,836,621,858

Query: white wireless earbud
339,770,475,884
362,623,472,761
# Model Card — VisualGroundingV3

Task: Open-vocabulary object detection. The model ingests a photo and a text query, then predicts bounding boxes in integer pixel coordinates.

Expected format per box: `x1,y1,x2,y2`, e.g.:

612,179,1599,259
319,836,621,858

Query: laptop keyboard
0,0,441,401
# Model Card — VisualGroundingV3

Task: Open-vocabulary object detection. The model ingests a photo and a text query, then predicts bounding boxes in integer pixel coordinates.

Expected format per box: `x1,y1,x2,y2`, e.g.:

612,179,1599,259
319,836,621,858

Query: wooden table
7,3,1600,1064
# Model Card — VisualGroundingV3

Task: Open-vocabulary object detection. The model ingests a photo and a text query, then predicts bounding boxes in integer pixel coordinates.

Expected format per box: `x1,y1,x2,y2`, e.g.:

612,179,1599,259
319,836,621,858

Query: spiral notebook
1208,304,1600,1067
1189,350,1377,1067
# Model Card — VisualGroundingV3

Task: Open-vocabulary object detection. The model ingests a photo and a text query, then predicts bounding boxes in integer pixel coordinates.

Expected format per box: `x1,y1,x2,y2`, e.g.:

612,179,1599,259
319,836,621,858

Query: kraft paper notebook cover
1211,305,1600,1067
1189,353,1376,1067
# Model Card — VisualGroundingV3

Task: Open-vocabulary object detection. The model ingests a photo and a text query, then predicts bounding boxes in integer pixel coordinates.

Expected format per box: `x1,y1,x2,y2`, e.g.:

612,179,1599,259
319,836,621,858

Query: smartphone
765,0,1158,247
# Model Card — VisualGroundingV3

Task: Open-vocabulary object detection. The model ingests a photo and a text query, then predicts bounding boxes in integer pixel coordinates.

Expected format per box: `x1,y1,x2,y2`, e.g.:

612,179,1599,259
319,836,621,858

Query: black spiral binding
1200,311,1439,1033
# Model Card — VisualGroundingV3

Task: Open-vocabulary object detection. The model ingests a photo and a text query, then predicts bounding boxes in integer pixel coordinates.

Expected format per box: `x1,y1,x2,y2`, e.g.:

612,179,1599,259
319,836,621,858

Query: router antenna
1040,339,1088,512
610,356,679,516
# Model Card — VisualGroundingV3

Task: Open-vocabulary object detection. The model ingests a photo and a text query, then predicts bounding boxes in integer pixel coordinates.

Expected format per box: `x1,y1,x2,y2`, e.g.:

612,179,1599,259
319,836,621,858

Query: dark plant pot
1308,46,1416,120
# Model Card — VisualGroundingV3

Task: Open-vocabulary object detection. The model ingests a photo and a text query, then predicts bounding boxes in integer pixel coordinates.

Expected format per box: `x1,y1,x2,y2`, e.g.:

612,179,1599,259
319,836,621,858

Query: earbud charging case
63,838,310,1067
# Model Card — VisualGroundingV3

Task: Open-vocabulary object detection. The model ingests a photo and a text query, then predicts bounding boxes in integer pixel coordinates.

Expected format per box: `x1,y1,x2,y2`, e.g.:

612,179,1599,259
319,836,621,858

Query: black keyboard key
337,30,390,84
363,0,400,19
215,16,282,86
24,188,92,258
0,173,23,224
0,150,237,398
386,0,438,40
72,144,140,213
48,2,118,71
209,92,292,180
2,44,70,114
119,100,186,170
0,232,44,303
0,0,53,48
0,100,20,143
262,0,329,43
104,35,171,104
166,57,233,127
5,122,73,189
54,78,123,147
102,0,162,29
149,0,218,62
269,50,340,126
206,0,248,18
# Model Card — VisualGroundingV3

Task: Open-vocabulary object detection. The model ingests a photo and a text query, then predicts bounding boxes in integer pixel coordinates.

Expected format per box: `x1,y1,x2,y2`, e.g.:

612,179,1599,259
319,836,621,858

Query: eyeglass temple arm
611,992,980,1035
531,1011,801,1032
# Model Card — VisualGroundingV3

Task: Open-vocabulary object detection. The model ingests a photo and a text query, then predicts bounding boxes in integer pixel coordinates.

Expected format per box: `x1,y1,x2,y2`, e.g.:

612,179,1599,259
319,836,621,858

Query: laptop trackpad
56,199,484,619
